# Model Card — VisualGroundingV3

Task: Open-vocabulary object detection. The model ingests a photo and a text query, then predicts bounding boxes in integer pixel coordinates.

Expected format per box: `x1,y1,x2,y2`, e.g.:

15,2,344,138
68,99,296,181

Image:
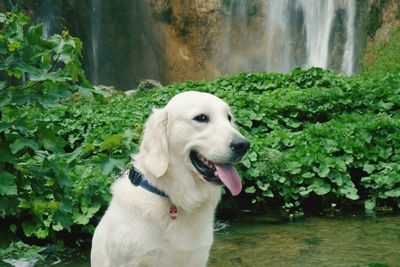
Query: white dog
91,91,249,267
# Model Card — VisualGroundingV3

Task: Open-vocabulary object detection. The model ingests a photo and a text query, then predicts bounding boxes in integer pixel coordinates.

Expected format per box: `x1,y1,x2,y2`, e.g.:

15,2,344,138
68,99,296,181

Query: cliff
2,0,400,88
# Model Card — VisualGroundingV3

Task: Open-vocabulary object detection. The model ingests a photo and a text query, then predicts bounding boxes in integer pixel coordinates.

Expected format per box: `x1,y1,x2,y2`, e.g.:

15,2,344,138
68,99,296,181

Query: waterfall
90,0,101,84
264,0,293,72
220,0,251,75
297,0,336,69
227,0,358,76
341,0,356,76
56,0,360,88
36,0,61,39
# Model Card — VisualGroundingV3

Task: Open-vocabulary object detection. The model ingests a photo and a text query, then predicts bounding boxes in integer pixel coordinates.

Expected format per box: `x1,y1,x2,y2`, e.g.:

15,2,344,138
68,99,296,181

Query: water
209,215,400,267
219,0,358,78
297,0,336,69
35,0,360,88
35,0,62,39
341,0,357,76
90,0,101,84
10,215,398,267
260,0,357,75
264,0,293,73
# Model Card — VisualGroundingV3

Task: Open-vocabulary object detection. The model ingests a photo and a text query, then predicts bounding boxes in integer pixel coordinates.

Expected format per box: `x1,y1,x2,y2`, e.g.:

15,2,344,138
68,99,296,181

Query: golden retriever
91,91,249,267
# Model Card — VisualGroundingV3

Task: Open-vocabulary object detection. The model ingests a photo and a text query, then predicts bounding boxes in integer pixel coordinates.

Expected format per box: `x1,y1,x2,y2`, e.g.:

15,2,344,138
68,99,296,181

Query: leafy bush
174,68,400,215
29,68,400,221
0,10,105,241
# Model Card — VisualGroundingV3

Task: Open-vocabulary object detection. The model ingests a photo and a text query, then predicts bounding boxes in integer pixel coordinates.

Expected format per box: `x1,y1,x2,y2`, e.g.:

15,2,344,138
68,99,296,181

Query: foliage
174,68,400,215
22,67,400,223
0,241,46,262
0,10,106,242
362,25,400,78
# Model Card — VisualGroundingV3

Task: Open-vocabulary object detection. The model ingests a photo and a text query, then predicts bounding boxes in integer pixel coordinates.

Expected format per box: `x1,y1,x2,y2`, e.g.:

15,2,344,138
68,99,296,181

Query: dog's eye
228,114,232,122
193,114,209,123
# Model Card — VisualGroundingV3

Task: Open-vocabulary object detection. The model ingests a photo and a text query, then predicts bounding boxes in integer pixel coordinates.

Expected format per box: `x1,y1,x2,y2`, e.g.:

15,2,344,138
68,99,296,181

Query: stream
4,214,400,267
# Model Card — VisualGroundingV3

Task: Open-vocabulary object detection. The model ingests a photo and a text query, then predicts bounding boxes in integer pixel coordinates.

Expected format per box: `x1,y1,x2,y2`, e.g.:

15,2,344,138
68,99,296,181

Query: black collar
128,168,168,198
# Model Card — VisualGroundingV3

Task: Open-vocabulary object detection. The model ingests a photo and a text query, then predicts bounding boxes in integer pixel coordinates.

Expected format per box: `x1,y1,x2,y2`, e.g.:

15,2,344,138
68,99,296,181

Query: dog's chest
148,213,214,266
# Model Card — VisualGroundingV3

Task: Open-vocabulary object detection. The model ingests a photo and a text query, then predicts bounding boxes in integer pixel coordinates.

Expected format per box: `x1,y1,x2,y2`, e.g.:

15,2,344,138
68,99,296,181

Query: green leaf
76,85,93,98
245,186,256,194
52,222,63,232
0,13,6,23
384,188,400,198
302,172,314,178
309,178,331,196
53,213,72,232
299,186,312,196
363,164,376,174
0,93,11,108
340,184,359,200
0,143,14,164
22,222,36,237
38,130,67,154
102,157,127,174
0,171,17,195
256,181,270,191
314,165,330,178
0,121,10,133
9,224,17,233
286,120,301,128
364,198,376,210
72,209,91,225
262,190,274,197
314,183,331,196
9,137,39,154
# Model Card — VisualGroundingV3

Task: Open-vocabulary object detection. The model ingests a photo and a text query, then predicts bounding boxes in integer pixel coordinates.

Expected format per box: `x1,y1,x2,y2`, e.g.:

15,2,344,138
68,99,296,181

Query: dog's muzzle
189,137,250,196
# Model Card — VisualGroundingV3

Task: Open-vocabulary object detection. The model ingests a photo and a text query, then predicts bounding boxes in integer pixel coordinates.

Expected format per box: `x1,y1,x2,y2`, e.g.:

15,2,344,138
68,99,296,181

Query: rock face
72,0,362,88
366,0,400,43
149,0,225,84
362,0,400,67
3,0,400,89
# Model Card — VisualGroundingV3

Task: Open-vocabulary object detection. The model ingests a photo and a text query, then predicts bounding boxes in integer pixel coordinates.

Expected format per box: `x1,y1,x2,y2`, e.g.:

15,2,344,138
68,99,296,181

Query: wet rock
136,79,163,91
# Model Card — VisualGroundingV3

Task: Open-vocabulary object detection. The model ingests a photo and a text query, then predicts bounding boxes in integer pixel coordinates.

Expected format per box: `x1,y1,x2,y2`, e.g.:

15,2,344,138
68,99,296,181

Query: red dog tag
169,205,177,220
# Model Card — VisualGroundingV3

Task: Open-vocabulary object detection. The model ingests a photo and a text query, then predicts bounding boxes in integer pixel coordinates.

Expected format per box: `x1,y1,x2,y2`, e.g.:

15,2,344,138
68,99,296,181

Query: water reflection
21,215,400,267
209,215,400,267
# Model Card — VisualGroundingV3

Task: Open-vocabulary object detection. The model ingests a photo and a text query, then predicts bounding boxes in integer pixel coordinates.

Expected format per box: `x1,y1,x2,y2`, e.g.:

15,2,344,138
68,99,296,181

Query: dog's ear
137,108,169,178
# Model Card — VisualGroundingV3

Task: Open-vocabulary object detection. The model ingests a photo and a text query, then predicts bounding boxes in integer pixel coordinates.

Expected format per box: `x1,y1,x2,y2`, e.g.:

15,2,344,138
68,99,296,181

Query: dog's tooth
197,154,204,162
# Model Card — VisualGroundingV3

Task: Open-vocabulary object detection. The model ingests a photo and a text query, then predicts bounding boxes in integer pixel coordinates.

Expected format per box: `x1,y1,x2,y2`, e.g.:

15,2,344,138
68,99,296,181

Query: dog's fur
91,91,248,267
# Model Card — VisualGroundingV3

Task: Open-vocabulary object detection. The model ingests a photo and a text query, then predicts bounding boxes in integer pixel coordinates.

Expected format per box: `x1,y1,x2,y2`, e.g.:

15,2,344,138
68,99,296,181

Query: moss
361,25,400,77
366,2,385,37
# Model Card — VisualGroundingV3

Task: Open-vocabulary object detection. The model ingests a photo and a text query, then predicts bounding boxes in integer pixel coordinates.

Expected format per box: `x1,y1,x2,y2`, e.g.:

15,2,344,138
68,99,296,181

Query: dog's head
135,91,249,196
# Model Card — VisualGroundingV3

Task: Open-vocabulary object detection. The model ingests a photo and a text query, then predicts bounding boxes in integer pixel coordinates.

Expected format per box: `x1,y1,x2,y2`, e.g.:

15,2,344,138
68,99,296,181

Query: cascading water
264,0,293,73
297,0,336,69
48,0,361,88
225,0,358,76
341,0,357,76
220,0,250,73
36,0,61,39
90,0,101,84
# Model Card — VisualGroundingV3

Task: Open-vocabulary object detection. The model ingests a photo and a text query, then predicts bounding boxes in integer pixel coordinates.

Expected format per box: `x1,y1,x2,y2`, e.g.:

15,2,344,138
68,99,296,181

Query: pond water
209,214,400,267
8,214,400,267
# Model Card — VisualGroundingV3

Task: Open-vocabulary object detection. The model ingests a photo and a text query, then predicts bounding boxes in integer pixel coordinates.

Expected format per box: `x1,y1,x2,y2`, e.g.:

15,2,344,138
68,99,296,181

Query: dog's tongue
214,164,242,196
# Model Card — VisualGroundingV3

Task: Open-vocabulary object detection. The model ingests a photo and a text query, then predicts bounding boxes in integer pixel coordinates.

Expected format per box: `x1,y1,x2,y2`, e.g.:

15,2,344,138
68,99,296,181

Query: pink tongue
214,164,242,196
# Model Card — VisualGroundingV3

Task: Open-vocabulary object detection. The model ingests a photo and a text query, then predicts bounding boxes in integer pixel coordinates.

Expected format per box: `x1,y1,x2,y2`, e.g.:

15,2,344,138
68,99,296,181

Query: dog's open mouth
190,151,242,196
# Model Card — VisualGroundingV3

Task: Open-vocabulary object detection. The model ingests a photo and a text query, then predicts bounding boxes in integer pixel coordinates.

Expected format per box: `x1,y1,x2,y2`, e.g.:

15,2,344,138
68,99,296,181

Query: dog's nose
230,137,250,157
